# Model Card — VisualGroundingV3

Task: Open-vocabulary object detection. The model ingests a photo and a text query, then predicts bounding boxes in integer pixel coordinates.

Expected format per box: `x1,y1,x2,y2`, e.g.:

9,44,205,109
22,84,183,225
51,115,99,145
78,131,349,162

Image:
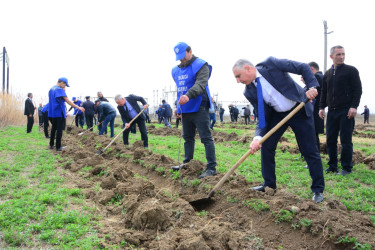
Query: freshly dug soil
52,126,374,249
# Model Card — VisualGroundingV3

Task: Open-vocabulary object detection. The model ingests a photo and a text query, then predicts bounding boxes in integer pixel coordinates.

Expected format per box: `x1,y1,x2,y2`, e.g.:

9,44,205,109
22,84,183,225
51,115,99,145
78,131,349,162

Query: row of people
26,42,363,204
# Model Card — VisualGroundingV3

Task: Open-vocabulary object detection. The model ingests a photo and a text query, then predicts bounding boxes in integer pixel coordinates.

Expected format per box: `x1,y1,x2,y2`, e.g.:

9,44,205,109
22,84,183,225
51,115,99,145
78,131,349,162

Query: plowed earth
55,125,374,249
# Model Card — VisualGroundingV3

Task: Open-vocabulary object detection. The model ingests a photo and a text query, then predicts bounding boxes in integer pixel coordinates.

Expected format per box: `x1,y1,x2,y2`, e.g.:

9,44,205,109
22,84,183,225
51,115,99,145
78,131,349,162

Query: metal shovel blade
188,191,216,209
95,149,104,156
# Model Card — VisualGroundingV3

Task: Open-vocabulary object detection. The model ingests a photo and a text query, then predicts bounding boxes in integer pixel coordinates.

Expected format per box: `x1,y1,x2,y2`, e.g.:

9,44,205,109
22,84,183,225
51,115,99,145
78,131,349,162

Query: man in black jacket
115,94,149,148
319,45,362,176
24,93,35,133
82,96,96,131
308,62,324,149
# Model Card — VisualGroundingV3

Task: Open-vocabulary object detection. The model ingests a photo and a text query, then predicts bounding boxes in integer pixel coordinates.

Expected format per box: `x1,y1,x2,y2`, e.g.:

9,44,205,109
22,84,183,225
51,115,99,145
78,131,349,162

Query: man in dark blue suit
232,57,325,203
115,94,149,148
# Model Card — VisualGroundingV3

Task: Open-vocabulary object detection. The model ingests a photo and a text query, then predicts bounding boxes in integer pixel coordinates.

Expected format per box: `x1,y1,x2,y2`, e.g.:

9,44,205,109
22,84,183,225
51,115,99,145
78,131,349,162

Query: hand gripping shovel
78,122,101,136
189,101,308,208
95,107,146,156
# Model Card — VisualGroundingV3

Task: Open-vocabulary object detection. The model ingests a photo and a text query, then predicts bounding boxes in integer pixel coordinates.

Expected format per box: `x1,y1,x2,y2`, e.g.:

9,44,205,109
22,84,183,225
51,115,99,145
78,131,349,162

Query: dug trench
53,126,374,249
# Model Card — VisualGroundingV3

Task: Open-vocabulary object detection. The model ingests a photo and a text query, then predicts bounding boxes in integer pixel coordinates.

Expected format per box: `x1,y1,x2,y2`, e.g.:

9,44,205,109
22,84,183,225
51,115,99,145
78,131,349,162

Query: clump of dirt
54,126,375,249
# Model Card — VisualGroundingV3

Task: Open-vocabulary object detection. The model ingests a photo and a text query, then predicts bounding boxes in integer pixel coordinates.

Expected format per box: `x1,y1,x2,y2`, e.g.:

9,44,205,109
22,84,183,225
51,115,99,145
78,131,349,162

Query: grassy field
0,117,374,248
0,127,103,248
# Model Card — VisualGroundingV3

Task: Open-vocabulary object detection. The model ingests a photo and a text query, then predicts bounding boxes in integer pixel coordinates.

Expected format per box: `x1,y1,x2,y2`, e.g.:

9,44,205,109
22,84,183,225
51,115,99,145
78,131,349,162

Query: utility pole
323,20,333,73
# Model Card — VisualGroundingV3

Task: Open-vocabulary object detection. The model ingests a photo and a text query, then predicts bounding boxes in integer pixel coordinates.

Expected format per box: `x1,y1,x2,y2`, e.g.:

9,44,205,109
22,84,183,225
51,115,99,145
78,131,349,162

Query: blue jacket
244,57,318,137
97,102,116,122
160,103,171,117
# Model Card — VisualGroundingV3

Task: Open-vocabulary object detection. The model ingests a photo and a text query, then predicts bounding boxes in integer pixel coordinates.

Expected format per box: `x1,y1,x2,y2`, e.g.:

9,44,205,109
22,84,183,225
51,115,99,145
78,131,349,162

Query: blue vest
73,100,82,115
48,85,67,118
172,58,213,113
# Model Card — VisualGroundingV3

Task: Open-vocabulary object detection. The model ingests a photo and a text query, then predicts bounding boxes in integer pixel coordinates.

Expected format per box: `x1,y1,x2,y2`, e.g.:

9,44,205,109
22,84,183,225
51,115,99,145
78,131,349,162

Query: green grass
0,127,103,248
124,123,375,216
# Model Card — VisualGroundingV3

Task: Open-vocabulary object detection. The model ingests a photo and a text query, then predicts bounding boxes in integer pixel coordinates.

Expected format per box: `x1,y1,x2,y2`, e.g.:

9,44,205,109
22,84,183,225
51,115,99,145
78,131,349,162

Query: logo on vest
175,48,179,53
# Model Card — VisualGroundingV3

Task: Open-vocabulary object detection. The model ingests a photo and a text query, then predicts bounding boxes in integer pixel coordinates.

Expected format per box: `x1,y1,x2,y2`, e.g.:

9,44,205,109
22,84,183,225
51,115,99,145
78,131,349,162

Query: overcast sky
1,0,373,113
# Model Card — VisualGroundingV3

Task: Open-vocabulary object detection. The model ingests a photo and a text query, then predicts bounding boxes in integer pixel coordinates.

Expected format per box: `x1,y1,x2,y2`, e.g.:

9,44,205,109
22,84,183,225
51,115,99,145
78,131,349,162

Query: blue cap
58,77,69,87
72,97,76,101
174,42,189,61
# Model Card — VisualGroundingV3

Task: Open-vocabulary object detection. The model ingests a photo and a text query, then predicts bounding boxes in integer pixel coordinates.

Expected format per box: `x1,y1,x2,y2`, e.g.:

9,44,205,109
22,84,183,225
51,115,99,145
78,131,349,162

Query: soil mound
53,126,375,249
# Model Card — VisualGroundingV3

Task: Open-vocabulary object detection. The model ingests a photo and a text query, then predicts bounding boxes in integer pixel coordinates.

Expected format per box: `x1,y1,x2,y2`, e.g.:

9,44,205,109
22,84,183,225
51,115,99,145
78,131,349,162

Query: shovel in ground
95,107,146,156
78,122,101,136
189,101,308,209
66,116,76,132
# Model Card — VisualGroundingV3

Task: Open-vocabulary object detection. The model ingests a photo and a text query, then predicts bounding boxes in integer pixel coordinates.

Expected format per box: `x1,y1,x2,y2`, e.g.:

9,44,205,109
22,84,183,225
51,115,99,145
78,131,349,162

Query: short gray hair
114,94,123,102
330,45,344,55
97,91,103,95
232,59,254,70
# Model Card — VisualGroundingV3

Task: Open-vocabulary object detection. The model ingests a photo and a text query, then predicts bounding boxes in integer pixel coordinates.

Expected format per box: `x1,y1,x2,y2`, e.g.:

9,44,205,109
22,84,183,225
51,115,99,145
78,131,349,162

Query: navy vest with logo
172,58,213,113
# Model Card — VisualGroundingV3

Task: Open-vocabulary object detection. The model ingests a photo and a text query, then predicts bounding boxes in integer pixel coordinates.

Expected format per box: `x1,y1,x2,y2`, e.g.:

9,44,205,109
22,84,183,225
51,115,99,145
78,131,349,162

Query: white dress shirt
255,70,296,112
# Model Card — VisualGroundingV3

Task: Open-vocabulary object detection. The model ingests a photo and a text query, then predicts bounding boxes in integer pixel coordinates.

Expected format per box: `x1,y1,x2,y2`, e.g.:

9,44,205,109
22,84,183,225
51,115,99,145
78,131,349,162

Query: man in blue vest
48,77,85,151
232,58,325,203
69,97,84,128
41,103,50,138
171,42,217,179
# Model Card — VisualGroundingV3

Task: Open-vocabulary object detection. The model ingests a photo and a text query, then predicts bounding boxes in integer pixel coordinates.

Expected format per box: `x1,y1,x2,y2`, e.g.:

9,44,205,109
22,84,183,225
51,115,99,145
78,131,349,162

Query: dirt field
55,124,374,249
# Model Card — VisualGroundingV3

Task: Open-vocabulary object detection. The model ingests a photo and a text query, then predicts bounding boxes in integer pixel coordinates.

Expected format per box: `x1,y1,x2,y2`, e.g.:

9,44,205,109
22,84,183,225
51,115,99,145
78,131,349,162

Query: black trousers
43,112,49,137
123,117,148,147
27,115,34,133
85,114,94,131
50,117,64,149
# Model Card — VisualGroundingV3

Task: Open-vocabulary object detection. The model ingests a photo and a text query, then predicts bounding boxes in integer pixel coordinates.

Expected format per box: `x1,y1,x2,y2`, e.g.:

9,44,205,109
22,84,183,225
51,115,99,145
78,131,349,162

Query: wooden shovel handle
208,101,306,197
101,107,146,153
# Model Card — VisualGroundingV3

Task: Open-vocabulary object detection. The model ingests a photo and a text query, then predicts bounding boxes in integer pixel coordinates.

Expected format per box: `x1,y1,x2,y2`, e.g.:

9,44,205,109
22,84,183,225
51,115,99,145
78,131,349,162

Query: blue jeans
99,112,116,138
182,106,216,170
164,116,171,127
326,108,354,172
219,113,224,122
209,113,216,129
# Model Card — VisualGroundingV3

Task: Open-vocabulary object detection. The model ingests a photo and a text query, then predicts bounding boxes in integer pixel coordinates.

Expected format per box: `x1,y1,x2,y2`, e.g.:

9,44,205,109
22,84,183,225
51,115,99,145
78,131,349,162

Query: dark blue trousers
326,108,354,172
122,117,148,147
261,107,325,193
182,106,216,170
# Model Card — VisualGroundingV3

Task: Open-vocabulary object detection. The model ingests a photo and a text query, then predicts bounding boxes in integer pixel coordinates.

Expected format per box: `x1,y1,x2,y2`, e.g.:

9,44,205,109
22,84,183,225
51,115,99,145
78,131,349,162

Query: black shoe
312,192,323,203
45,136,50,139
56,146,66,151
251,185,276,192
337,170,351,176
198,169,217,179
172,164,187,171
324,167,338,173
48,145,54,150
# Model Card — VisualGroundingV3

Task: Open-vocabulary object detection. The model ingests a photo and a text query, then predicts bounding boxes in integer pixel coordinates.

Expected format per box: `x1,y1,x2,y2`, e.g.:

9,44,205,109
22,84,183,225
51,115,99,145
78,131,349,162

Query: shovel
78,122,101,136
66,116,76,132
95,107,146,156
189,101,308,208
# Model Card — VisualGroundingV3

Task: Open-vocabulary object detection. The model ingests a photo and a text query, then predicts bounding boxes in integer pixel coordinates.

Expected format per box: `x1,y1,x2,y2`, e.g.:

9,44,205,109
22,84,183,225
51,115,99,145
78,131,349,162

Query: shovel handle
208,101,306,197
78,122,102,135
101,107,146,153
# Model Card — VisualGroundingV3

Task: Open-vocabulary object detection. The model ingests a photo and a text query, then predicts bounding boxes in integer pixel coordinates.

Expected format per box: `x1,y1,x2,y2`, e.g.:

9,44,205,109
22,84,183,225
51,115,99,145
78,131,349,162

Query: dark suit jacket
243,57,318,137
117,94,147,124
24,98,35,116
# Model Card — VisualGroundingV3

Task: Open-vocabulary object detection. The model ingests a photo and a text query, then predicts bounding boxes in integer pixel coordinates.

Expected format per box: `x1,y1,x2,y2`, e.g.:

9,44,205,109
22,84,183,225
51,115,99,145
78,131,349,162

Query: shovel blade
95,149,104,156
189,197,213,210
